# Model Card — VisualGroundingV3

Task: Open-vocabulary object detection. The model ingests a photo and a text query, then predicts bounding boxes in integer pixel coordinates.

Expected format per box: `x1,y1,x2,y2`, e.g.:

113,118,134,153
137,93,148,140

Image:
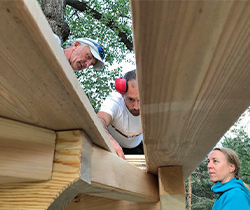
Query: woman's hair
213,147,241,178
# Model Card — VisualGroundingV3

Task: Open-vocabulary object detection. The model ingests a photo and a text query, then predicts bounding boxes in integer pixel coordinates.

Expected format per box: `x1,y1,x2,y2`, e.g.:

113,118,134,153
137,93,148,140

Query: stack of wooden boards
0,0,249,209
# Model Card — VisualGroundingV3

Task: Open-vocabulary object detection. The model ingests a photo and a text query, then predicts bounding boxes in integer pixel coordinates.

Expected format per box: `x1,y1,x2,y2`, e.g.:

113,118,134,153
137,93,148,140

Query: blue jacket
211,178,250,210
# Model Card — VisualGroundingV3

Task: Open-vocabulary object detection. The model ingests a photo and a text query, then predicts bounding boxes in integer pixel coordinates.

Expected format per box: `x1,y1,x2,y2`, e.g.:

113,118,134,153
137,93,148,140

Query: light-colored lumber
158,166,185,210
125,155,146,171
0,130,86,210
0,0,114,154
131,0,250,178
66,194,160,210
0,130,159,209
0,117,55,184
47,130,93,209
91,146,158,202
53,140,159,205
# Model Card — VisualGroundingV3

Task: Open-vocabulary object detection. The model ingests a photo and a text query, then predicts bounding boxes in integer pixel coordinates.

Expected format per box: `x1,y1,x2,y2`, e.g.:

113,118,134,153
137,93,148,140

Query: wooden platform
0,0,250,209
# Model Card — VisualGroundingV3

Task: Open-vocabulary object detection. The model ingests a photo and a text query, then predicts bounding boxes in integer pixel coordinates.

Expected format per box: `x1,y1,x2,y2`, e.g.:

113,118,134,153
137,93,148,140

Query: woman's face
207,150,235,183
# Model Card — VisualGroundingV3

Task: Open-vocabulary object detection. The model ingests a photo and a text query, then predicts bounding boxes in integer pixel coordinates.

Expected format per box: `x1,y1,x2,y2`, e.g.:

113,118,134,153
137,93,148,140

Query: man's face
69,42,98,71
123,79,140,116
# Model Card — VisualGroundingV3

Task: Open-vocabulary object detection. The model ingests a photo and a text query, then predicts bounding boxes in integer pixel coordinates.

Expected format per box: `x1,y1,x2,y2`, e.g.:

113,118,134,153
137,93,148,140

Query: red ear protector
115,78,127,94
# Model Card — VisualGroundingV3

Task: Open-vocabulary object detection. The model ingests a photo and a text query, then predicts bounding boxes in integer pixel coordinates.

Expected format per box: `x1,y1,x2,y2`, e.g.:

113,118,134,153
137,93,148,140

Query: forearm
98,116,113,139
98,116,125,160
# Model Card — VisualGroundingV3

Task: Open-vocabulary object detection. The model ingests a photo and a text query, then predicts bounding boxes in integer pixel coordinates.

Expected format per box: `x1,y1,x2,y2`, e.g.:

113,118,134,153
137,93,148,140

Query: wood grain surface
158,166,185,210
0,130,83,209
0,117,55,184
0,0,114,153
131,0,250,178
66,194,160,210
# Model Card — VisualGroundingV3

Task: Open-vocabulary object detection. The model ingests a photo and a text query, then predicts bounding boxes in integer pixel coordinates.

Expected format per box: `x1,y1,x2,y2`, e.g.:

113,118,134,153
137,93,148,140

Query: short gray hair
66,40,88,49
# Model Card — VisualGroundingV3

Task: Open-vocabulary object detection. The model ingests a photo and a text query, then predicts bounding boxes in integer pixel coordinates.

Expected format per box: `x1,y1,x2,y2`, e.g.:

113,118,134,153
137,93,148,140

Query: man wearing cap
97,70,143,160
54,34,105,71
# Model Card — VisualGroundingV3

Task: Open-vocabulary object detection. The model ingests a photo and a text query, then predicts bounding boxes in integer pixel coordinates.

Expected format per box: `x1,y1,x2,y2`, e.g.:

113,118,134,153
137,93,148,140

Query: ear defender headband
115,78,127,94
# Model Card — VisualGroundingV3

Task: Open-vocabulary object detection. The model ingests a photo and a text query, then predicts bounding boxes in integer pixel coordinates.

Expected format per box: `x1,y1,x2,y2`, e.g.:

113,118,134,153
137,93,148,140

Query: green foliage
40,0,134,113
221,129,250,185
65,0,133,66
64,0,134,110
74,67,122,113
186,161,216,210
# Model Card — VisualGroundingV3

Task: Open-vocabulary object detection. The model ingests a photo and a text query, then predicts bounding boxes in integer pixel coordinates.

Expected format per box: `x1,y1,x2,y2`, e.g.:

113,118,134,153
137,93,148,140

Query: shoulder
108,92,123,101
53,34,62,46
103,92,124,106
221,185,248,200
99,92,124,118
227,187,247,197
219,187,250,209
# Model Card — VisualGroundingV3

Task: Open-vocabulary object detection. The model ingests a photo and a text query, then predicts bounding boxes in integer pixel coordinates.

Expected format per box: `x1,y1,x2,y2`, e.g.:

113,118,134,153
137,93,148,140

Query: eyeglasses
84,38,105,60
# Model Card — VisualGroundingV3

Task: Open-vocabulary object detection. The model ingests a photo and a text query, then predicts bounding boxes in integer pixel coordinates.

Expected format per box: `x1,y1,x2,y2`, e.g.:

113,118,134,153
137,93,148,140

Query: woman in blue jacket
207,147,250,210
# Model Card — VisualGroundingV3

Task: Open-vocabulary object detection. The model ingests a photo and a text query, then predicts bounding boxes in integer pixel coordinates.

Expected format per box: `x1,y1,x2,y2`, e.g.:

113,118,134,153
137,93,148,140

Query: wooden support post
0,117,55,184
158,166,185,210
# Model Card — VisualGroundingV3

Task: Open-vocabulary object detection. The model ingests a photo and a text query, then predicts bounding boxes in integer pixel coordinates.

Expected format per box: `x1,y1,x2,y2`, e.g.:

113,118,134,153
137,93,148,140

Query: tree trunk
41,0,70,42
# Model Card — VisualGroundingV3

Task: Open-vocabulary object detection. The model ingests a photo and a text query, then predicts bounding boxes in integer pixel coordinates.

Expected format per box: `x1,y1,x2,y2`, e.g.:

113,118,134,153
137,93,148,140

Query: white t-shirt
54,34,64,51
99,92,143,148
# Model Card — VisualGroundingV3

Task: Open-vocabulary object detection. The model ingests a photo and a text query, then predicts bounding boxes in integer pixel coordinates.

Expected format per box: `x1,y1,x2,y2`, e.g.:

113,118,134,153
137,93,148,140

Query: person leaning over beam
207,147,250,210
54,34,105,71
97,69,143,160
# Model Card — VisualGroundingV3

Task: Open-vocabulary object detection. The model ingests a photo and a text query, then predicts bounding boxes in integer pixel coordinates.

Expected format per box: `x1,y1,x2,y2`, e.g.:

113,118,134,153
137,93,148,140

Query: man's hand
110,138,126,160
97,112,126,160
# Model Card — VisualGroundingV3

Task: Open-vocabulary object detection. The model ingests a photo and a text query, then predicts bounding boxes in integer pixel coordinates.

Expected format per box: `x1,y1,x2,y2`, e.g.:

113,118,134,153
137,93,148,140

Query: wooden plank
125,155,146,171
131,0,250,178
0,130,159,209
66,194,160,210
0,117,55,184
90,146,159,202
158,166,185,210
0,0,114,153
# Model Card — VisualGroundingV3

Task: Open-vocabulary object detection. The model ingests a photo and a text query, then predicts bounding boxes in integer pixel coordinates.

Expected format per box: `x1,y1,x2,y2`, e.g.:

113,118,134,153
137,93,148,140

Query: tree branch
65,0,133,51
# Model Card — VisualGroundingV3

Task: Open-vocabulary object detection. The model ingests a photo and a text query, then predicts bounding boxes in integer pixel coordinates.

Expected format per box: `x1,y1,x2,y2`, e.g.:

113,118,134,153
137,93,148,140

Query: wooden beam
131,0,250,178
66,194,160,210
158,166,185,210
0,117,55,184
0,130,159,209
0,0,114,154
90,146,159,202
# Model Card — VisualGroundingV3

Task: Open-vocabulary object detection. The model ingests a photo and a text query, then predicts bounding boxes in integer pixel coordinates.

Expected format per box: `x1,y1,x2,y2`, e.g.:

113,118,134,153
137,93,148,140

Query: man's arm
97,111,126,160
